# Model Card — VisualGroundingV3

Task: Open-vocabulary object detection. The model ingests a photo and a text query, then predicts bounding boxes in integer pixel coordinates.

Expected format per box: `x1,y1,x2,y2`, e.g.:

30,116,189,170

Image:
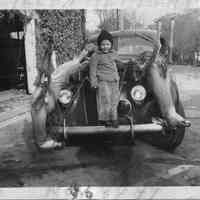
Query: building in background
0,10,85,94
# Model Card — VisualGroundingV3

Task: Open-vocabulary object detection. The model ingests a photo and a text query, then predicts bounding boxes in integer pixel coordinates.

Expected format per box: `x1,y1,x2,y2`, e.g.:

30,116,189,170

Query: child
89,30,120,128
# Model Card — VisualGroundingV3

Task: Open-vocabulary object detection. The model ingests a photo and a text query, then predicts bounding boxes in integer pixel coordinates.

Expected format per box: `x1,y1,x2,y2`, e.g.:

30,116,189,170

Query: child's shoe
105,121,112,127
111,120,119,128
98,120,105,126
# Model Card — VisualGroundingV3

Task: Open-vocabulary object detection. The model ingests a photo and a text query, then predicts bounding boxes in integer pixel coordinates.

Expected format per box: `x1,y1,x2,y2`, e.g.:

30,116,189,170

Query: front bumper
52,123,163,146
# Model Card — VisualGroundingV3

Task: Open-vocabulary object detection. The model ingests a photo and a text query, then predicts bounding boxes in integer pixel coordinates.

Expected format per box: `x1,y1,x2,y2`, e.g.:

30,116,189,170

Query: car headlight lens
58,89,72,104
131,85,146,102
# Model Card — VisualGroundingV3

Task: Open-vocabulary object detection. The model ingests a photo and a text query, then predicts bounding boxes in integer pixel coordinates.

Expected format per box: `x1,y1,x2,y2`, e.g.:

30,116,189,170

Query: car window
118,36,154,56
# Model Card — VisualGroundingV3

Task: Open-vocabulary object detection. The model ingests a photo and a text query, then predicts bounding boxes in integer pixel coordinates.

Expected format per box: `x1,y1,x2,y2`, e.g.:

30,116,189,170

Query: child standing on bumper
89,30,120,128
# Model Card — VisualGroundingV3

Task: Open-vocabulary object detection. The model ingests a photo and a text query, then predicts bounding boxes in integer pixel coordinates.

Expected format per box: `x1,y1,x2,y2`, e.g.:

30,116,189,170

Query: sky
86,10,100,31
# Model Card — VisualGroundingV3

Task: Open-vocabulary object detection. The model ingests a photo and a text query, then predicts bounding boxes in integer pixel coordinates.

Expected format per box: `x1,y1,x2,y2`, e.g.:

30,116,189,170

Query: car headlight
131,85,146,103
58,89,72,105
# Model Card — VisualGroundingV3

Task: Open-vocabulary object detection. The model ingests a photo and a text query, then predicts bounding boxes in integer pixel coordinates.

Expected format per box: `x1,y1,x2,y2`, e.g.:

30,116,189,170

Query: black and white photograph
0,0,200,199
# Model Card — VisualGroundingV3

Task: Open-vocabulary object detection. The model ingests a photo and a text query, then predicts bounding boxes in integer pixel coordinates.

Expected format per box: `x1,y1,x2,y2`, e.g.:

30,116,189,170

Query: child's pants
96,80,120,121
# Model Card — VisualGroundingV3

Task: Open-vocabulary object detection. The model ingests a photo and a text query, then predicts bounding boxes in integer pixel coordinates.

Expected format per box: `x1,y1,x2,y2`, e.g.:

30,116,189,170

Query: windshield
118,36,154,56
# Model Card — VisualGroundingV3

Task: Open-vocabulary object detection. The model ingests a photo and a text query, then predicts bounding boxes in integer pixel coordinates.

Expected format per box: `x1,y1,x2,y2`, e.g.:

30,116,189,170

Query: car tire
138,99,186,151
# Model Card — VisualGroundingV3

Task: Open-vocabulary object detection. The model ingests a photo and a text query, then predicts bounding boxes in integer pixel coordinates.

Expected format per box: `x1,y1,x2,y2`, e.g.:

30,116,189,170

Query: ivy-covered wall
35,10,85,76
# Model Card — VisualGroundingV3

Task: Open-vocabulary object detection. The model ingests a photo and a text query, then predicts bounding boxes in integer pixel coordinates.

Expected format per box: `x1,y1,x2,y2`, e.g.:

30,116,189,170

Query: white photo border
0,0,199,199
0,186,200,199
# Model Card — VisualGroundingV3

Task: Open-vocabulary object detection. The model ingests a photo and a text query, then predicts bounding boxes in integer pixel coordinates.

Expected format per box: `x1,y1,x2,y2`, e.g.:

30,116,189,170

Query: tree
156,8,200,64
96,9,118,31
96,9,144,32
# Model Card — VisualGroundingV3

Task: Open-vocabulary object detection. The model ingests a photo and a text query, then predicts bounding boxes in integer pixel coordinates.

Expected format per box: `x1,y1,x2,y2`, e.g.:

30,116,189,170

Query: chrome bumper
57,123,163,135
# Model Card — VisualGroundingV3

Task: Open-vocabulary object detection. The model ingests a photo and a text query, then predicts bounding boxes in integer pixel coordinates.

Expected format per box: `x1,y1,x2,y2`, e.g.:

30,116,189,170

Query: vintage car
24,29,189,152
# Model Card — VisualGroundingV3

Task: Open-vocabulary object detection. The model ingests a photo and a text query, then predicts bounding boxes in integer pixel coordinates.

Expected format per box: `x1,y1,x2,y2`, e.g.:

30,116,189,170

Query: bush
36,10,85,75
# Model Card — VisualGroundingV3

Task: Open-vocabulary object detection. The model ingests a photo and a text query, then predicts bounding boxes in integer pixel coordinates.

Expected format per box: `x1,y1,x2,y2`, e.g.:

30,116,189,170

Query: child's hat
97,30,113,47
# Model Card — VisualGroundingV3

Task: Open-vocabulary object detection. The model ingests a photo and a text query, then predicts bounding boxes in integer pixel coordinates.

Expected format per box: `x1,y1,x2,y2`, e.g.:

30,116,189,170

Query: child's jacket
89,50,120,87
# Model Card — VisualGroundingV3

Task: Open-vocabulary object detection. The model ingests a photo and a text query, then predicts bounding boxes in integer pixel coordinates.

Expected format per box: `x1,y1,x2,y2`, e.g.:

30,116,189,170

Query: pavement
0,89,31,129
0,65,200,186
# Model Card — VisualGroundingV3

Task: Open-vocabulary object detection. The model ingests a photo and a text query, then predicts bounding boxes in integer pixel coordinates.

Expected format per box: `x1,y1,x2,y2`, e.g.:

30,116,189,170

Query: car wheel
138,99,186,151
